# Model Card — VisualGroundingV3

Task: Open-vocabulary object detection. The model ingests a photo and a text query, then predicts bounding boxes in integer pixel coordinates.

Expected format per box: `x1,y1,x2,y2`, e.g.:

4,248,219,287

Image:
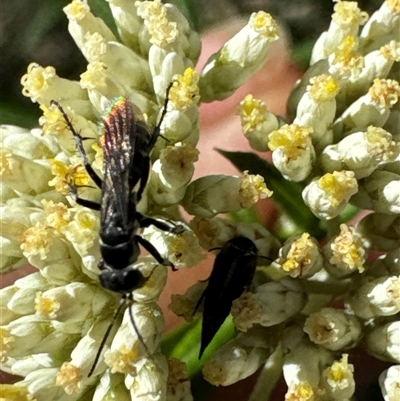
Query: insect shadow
194,236,271,358
52,84,182,376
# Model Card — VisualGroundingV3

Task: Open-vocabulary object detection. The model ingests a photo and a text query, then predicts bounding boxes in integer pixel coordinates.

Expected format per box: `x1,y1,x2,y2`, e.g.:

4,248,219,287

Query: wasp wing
100,97,137,239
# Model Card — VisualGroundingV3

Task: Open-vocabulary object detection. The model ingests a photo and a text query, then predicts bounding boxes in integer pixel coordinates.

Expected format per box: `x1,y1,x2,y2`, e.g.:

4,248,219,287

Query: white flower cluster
2,0,399,400
1,1,278,400
173,1,400,400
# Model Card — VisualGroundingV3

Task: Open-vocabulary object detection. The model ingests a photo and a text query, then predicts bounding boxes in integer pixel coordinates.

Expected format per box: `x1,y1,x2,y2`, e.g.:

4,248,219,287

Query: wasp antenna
88,296,126,377
208,246,223,252
127,295,153,358
258,255,274,262
157,82,174,129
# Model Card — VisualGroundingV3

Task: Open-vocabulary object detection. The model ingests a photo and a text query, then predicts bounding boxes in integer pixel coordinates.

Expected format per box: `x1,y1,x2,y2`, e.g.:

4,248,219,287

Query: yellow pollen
380,41,400,61
250,11,279,40
268,124,312,160
330,224,365,272
80,61,107,90
307,74,339,102
365,126,399,161
0,147,14,176
83,32,107,61
237,94,268,134
0,328,15,363
386,0,400,13
135,0,178,47
239,171,272,208
63,0,90,21
325,354,353,384
170,68,200,111
105,344,140,374
332,1,369,28
39,104,70,136
56,362,83,395
286,381,315,401
20,224,51,260
369,78,400,109
282,233,314,276
319,171,357,207
49,159,91,195
20,63,56,102
42,200,71,233
35,292,60,319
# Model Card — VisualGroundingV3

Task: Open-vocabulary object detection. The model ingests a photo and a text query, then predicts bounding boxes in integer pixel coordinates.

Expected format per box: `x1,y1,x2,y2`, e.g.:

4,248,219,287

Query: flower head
4,1,400,400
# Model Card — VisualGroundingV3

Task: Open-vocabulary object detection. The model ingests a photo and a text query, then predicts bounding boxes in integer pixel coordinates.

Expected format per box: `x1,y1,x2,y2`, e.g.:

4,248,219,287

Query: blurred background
1,0,382,128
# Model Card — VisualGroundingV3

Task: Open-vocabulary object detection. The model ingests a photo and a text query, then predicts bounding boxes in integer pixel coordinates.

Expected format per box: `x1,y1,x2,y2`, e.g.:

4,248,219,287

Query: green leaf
217,149,326,239
162,315,237,377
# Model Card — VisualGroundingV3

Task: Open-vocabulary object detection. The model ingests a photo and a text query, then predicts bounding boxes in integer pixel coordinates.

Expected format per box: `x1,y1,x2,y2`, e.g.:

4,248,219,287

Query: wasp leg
135,235,175,270
136,213,184,235
51,100,103,188
68,181,101,211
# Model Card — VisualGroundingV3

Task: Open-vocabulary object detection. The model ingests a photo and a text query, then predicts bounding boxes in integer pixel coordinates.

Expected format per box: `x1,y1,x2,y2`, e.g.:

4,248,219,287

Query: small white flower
310,0,368,63
202,328,274,386
104,303,164,375
274,232,323,278
200,11,280,102
302,170,358,220
125,352,169,400
323,224,366,277
321,126,400,179
182,172,272,218
351,168,400,214
333,78,400,137
232,279,305,331
364,320,400,363
321,354,355,400
359,0,400,52
379,364,400,401
282,328,332,396
294,74,339,151
347,275,400,319
268,124,315,182
237,94,280,152
304,308,362,351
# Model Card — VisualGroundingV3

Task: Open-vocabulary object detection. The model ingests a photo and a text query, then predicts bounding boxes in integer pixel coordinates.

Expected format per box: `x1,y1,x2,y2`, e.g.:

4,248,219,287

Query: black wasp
195,236,258,358
52,84,181,375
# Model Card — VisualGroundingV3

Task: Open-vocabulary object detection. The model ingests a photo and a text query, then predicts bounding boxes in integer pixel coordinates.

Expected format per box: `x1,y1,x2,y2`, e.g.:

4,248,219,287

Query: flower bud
302,171,358,220
232,279,305,331
379,364,400,401
304,308,362,351
321,126,399,179
356,212,400,252
268,124,315,182
364,321,400,363
347,275,400,319
321,354,355,400
200,12,280,102
322,224,366,278
351,169,400,214
202,327,275,386
182,172,272,218
274,233,323,278
237,94,280,152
